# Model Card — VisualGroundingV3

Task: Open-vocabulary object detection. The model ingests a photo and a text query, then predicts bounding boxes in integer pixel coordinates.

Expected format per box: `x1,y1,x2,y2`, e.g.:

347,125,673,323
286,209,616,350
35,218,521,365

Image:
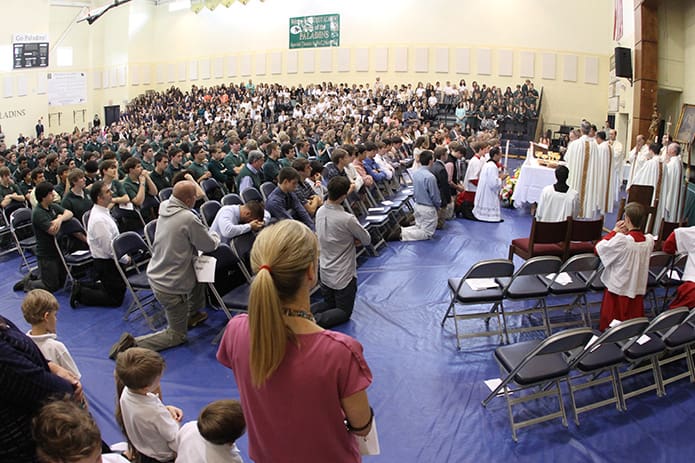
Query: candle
505,140,510,169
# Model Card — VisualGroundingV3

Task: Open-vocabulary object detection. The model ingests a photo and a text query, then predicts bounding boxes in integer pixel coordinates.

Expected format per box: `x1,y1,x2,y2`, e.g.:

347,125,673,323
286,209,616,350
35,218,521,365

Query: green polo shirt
32,203,65,257
188,161,209,181
61,190,93,222
262,158,281,183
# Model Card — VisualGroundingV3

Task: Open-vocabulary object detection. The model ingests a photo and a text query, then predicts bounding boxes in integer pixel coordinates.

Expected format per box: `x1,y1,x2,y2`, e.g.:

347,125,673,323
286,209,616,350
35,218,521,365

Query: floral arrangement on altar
500,167,521,206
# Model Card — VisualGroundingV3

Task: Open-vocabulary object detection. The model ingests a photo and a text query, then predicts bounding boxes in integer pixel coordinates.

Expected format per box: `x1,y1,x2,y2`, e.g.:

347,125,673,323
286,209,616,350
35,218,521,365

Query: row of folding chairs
483,306,695,441
442,250,688,350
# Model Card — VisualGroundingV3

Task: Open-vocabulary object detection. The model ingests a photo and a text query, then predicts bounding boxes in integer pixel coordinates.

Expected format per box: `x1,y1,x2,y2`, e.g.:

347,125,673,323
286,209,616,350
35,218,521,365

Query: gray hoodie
147,196,220,294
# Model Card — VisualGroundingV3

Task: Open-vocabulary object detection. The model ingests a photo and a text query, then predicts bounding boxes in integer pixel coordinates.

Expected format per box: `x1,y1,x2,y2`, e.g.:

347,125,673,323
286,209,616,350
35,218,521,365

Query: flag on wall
614,0,624,41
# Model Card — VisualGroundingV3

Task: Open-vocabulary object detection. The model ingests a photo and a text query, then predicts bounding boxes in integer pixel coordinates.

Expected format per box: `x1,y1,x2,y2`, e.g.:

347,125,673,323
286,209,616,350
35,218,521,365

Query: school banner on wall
289,14,340,49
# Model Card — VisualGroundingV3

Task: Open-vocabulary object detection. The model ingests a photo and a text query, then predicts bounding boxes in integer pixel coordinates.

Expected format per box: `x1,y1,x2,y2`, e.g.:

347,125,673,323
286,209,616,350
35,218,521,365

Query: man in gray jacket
110,180,220,356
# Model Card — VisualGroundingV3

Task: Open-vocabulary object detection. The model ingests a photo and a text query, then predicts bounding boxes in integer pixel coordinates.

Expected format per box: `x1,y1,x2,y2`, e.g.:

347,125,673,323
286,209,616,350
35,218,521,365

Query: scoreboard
12,33,49,69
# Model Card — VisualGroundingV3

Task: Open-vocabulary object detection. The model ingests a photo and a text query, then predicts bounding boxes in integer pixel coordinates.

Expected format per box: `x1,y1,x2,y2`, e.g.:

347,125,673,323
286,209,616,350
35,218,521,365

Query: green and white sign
289,14,340,49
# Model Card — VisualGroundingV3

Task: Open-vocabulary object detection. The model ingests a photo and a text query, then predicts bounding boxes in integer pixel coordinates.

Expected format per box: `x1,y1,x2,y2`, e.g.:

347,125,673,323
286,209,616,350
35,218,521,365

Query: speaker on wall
614,47,632,79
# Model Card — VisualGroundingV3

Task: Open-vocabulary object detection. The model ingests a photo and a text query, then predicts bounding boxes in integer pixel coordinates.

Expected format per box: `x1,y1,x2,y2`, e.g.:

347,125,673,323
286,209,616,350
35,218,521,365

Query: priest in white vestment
629,144,663,233
595,131,615,214
536,165,579,222
564,121,601,218
473,147,506,222
627,134,649,187
608,129,625,200
656,142,684,226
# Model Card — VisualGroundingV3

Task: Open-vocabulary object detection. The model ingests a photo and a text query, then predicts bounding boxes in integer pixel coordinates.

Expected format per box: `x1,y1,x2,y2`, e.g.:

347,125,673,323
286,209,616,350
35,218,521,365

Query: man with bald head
109,180,220,356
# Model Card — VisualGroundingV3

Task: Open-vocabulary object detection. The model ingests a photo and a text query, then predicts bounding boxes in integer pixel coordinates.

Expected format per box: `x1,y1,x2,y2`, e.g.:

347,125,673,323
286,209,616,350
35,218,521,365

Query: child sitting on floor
175,399,246,463
116,347,183,463
22,289,81,380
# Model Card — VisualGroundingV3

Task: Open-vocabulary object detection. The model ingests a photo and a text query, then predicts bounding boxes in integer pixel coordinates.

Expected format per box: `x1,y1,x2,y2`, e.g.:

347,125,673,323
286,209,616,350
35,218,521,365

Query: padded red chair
508,218,570,262
566,216,604,259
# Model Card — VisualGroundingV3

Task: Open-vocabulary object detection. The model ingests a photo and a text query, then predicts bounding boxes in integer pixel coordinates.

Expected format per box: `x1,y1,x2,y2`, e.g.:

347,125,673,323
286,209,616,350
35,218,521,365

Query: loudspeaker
614,47,632,79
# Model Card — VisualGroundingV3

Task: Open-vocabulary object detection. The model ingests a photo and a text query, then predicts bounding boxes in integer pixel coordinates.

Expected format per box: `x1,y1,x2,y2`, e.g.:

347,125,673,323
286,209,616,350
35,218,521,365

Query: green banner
289,14,340,49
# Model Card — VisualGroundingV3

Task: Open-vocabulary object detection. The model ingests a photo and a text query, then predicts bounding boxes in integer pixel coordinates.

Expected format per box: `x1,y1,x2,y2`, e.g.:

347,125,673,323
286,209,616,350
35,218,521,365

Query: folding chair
619,307,690,403
566,216,604,259
229,231,256,282
508,218,570,262
222,193,243,206
498,256,563,343
441,259,515,348
259,181,276,202
81,210,91,231
482,327,594,441
204,244,250,344
660,253,687,310
144,219,158,251
0,203,22,259
540,254,600,331
54,218,93,288
344,199,388,255
111,232,162,330
9,207,37,272
241,187,263,204
200,200,222,228
565,318,649,423
202,178,224,201
658,307,695,390
644,251,674,316
158,187,173,202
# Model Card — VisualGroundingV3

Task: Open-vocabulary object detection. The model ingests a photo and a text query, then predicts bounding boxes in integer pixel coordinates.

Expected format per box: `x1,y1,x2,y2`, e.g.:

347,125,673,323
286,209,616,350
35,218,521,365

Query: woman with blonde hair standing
217,220,374,462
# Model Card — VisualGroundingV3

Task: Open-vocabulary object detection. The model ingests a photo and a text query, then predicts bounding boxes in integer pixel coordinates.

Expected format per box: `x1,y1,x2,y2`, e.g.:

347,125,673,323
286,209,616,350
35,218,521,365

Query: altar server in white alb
595,131,615,214
535,165,579,222
472,146,507,222
460,140,489,220
564,120,601,218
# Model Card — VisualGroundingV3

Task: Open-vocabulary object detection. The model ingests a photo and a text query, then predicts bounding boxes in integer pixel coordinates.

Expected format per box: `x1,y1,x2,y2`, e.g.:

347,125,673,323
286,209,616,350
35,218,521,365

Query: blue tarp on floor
1,200,693,463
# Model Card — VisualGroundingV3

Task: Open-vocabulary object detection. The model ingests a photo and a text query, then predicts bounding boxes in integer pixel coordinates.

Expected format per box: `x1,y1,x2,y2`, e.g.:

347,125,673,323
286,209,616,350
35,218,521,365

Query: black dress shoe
13,279,25,292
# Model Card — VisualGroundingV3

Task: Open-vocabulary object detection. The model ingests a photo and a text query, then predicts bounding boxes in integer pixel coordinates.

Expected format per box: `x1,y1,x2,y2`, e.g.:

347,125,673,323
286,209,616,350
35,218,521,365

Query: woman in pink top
217,220,374,462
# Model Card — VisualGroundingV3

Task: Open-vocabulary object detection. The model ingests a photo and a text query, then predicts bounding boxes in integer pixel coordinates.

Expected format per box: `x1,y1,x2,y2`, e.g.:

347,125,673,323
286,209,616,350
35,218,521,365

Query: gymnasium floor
2,193,694,463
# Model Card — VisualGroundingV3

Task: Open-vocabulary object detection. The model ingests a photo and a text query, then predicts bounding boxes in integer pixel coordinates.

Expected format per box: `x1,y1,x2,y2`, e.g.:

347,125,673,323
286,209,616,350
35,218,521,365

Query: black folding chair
54,218,93,288
658,307,695,391
111,232,162,330
10,207,37,272
619,307,690,403
498,256,563,343
200,200,222,228
441,259,515,348
158,187,173,202
482,327,594,441
241,187,263,204
222,193,243,206
259,181,276,202
205,244,250,344
540,253,600,331
144,219,158,251
565,317,649,422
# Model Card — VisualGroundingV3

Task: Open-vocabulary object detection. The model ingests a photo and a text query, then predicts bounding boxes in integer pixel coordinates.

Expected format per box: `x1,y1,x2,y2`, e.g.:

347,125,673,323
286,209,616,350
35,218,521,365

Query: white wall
0,0,616,142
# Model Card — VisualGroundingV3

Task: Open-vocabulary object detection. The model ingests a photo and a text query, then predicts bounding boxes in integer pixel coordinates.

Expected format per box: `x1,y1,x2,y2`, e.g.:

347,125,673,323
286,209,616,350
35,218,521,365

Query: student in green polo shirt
188,145,212,184
262,142,282,184
0,166,25,209
61,169,93,223
122,157,158,222
13,182,73,293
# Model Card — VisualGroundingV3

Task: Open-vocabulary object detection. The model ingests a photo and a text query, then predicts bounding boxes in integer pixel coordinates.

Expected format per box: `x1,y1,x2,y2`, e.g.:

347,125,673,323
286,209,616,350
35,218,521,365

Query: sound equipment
615,47,632,79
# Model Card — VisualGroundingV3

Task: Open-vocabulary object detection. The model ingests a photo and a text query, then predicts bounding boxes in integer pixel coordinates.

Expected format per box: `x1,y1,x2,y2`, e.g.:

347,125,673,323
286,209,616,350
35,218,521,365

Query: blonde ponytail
248,221,318,387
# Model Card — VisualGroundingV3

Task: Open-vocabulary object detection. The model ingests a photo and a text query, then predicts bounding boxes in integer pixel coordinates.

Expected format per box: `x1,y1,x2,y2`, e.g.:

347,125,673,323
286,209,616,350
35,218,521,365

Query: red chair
508,218,570,261
566,216,604,259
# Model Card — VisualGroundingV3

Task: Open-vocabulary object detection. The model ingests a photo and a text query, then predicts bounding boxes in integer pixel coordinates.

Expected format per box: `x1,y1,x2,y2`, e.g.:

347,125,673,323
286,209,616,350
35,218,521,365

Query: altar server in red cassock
595,202,655,330
662,226,695,309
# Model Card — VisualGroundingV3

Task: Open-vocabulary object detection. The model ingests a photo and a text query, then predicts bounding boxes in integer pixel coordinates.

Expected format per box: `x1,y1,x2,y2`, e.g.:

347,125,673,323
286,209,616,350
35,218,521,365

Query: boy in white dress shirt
116,347,183,463
176,399,245,463
22,289,81,380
